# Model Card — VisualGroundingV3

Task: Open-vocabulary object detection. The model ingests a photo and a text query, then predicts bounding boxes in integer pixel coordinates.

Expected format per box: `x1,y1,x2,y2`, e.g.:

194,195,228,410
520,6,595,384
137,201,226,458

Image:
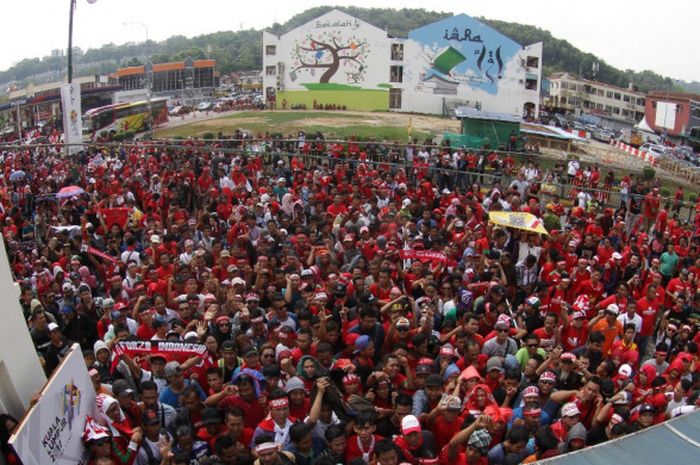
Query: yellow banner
488,211,549,235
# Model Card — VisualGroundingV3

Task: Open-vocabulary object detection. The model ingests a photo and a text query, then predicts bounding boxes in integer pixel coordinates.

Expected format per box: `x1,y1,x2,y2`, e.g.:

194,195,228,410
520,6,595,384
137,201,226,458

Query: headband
269,398,289,409
255,442,278,454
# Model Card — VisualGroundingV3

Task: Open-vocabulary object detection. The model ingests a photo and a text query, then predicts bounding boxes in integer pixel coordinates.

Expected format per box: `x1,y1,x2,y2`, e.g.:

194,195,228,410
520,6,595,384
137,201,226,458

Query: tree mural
290,33,369,84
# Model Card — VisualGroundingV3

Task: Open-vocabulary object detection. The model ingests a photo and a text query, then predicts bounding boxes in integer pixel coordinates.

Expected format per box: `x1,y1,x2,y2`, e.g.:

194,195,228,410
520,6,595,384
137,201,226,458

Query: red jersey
636,296,661,337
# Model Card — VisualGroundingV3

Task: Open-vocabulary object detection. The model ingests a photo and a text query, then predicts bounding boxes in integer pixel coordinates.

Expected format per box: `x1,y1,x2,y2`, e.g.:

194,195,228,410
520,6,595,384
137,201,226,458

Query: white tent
635,116,655,133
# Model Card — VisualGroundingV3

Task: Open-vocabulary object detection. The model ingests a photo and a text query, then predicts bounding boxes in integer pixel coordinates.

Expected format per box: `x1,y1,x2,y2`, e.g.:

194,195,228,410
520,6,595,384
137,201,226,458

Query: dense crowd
0,135,699,465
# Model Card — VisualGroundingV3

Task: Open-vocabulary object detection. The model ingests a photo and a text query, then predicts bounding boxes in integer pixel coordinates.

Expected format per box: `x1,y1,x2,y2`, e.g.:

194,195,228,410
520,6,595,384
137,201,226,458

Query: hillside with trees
0,6,694,95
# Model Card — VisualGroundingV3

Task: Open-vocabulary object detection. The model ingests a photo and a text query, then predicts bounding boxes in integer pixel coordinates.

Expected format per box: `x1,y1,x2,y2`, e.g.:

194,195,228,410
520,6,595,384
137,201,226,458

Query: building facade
546,72,646,125
643,91,700,139
112,59,218,104
262,9,542,117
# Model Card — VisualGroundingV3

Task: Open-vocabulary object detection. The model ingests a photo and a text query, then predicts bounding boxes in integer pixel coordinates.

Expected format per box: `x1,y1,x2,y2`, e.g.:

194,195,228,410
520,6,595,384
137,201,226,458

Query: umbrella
56,186,85,199
488,211,549,235
9,170,25,181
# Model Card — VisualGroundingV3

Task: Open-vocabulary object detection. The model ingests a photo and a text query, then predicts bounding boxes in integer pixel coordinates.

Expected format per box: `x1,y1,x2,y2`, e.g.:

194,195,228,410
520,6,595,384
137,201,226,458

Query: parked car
196,101,213,111
168,105,192,116
592,128,613,142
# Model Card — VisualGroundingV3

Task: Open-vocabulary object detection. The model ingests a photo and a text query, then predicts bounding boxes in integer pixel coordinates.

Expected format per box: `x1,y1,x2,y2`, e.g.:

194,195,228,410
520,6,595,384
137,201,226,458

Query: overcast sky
2,0,698,82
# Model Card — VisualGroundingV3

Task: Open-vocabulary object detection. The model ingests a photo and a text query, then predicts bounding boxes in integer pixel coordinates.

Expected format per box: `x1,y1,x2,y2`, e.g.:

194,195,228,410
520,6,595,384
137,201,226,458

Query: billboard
9,344,96,465
655,101,678,130
60,83,83,155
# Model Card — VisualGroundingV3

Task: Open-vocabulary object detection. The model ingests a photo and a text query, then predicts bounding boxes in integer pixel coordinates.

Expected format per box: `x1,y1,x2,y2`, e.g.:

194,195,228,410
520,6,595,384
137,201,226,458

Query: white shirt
617,312,643,336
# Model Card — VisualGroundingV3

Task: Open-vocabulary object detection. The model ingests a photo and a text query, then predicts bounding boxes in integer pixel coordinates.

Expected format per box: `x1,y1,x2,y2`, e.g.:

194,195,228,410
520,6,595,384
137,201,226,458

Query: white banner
9,344,96,465
60,83,83,155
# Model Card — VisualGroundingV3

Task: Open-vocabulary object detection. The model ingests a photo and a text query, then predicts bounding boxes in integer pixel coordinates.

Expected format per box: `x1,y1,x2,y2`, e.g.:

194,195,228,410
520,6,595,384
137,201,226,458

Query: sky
2,0,698,82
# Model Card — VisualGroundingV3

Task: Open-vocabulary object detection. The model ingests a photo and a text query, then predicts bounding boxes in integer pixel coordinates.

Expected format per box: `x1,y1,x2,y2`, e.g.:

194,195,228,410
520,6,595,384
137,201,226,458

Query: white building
262,9,542,118
547,72,646,125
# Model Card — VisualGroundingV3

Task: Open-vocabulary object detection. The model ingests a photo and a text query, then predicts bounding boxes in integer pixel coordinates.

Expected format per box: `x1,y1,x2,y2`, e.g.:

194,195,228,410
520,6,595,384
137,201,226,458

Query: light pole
68,0,98,83
124,22,152,126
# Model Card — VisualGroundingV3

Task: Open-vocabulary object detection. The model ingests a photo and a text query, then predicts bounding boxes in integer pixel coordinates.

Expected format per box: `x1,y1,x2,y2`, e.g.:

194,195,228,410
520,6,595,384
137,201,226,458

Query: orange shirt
592,319,623,355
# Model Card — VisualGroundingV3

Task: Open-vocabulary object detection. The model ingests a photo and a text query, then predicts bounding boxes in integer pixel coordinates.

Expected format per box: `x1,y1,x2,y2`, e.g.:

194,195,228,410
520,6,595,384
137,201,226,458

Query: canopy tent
635,116,656,133
535,409,700,465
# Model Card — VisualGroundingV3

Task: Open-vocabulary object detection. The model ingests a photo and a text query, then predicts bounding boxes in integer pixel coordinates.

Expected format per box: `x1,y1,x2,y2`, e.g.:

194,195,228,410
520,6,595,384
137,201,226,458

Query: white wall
0,238,47,419
263,10,392,96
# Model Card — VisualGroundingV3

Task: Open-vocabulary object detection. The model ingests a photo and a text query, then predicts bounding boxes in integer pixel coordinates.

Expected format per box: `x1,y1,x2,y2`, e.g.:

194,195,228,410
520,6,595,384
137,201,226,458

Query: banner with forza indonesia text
9,344,96,465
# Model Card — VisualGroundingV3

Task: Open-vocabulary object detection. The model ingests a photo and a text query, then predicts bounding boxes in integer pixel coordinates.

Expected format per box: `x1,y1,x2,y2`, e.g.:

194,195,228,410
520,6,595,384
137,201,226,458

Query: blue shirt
159,379,206,412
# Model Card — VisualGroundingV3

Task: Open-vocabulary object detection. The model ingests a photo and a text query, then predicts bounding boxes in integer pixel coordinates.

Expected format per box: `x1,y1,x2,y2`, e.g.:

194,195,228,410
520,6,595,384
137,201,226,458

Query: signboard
60,83,83,155
9,344,96,465
655,101,677,130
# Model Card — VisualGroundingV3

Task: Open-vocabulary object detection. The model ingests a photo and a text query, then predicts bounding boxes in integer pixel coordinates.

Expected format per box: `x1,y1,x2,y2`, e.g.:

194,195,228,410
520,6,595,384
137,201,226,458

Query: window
623,95,631,102
637,98,645,106
389,88,402,109
525,78,538,90
596,103,603,110
561,82,568,90
605,105,613,113
597,89,604,96
613,92,621,100
265,66,276,76
612,107,620,114
606,91,613,99
391,44,404,61
390,66,403,83
526,56,539,68
265,45,276,56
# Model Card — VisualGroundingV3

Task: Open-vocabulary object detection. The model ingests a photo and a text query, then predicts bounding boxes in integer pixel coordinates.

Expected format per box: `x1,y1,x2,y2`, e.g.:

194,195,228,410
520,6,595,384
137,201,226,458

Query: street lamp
68,0,98,83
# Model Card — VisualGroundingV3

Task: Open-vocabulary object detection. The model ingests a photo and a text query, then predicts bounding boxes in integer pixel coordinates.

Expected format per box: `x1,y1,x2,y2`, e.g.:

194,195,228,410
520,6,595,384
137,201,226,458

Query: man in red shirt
426,395,464,450
440,415,492,465
636,284,661,360
643,187,660,232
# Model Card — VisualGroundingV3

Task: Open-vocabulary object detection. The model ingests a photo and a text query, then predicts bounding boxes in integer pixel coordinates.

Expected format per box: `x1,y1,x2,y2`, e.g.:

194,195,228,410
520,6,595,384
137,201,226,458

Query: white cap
231,277,246,286
48,322,60,332
618,364,632,378
612,252,623,260
150,234,161,244
606,304,620,315
561,402,580,417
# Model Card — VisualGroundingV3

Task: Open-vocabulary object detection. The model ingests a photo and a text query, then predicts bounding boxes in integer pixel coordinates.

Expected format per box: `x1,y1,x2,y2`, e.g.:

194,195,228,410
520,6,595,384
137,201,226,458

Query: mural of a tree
291,33,369,84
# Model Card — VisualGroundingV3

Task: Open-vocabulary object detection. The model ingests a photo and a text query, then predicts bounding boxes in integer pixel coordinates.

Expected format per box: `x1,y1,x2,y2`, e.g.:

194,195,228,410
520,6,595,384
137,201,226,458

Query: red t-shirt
430,414,464,450
636,296,661,337
219,395,265,429
561,322,589,352
346,434,383,463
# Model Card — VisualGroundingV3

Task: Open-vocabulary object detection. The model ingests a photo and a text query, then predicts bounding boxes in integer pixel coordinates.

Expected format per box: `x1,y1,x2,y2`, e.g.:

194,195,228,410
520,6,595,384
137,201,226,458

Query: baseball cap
522,386,540,398
142,409,161,426
396,317,411,328
618,364,633,378
561,352,577,363
353,335,371,354
561,402,580,417
486,356,503,373
48,322,60,332
111,379,134,398
442,395,462,412
301,269,314,277
415,363,433,375
639,403,655,414
606,304,620,315
401,415,422,435
164,361,182,378
540,371,557,383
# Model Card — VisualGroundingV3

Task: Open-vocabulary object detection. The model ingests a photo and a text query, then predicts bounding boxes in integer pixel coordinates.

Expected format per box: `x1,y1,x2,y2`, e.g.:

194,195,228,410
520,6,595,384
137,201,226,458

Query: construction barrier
611,140,657,166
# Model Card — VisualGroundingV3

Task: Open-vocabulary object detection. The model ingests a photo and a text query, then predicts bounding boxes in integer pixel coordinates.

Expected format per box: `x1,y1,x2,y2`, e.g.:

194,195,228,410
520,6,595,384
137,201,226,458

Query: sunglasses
497,328,509,333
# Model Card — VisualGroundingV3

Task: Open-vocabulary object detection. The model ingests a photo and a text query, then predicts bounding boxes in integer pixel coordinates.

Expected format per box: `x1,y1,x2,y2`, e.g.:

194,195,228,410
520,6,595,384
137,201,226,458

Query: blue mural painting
408,14,521,95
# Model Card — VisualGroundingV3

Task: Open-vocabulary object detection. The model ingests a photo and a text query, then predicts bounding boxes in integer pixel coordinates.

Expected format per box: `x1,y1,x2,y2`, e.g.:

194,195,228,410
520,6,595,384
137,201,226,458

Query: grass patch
220,111,364,125
300,83,385,91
